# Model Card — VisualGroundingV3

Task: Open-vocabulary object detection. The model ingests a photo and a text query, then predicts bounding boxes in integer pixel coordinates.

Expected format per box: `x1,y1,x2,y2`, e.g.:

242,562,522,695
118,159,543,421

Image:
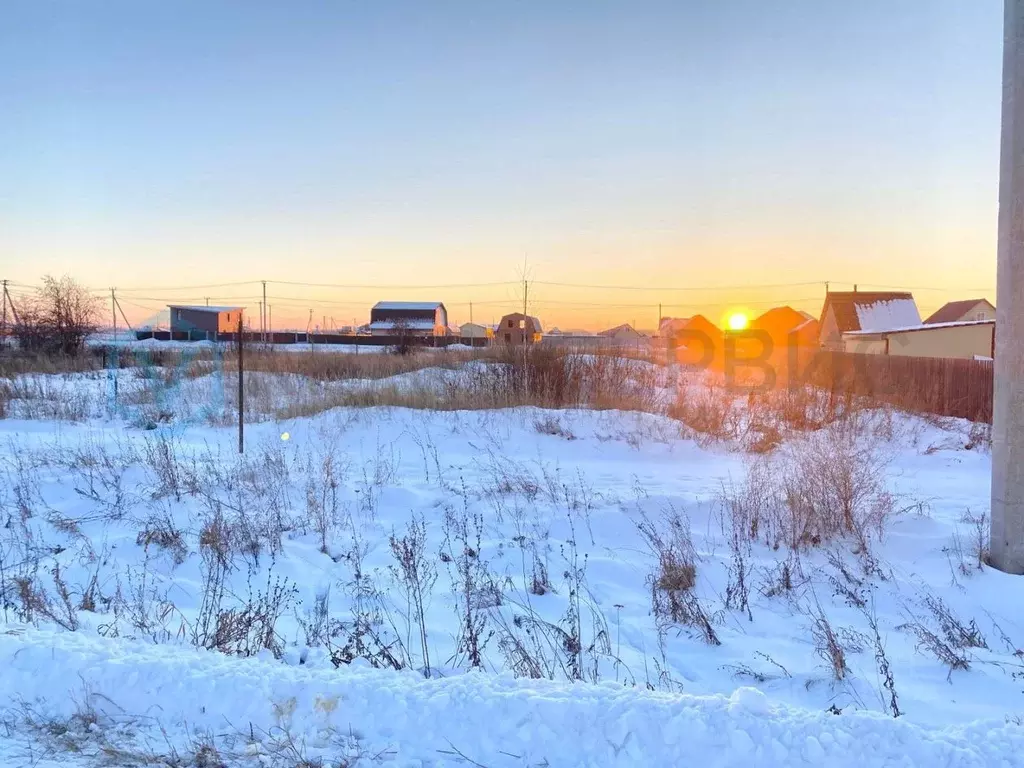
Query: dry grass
721,424,900,553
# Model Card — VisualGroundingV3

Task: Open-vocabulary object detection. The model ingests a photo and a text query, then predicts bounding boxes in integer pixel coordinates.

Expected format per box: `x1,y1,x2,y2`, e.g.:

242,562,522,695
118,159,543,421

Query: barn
168,305,244,335
368,302,448,336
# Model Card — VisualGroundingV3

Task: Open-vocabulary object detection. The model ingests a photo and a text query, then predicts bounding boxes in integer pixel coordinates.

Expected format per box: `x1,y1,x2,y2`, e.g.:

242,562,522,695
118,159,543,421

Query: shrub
721,426,899,552
12,276,100,356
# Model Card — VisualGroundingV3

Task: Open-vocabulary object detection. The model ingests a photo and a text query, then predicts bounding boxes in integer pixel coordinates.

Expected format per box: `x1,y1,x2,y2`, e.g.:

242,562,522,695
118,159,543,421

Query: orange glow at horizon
727,312,750,332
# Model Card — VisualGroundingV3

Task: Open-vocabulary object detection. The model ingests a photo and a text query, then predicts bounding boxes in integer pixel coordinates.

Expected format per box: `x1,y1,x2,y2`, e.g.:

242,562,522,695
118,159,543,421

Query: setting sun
727,312,750,331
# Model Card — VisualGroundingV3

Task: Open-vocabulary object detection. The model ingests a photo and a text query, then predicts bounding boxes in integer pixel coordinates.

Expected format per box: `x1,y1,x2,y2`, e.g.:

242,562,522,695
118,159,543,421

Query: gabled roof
658,317,690,335
598,323,642,337
924,298,995,325
751,306,808,337
372,301,444,312
819,292,919,333
683,314,722,336
168,305,243,313
498,312,543,333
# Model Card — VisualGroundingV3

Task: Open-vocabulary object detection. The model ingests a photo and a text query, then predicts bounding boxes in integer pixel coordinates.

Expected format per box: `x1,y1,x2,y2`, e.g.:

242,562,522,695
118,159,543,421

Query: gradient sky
0,1,1005,330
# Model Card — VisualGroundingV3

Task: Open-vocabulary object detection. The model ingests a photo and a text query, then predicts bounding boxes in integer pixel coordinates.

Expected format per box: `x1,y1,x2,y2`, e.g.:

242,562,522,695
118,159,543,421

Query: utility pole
262,280,267,344
993,0,1024,574
1,280,8,350
111,288,117,344
205,296,210,306
237,313,245,454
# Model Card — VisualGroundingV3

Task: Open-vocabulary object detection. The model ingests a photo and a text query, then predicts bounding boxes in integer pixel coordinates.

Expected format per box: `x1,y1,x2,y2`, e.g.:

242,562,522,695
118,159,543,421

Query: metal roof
167,305,243,313
372,301,444,311
924,299,994,324
843,319,994,337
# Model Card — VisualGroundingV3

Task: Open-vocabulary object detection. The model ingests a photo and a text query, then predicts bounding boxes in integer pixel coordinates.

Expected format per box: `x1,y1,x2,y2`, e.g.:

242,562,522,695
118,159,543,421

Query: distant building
669,314,723,365
168,305,243,335
843,320,995,360
751,306,820,349
368,301,448,337
924,299,996,325
598,323,646,342
459,322,493,339
496,313,543,345
818,291,921,350
658,317,690,337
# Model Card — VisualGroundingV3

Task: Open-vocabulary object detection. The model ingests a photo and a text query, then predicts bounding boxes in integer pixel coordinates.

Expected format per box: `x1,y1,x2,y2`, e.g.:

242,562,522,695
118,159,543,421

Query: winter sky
0,1,1004,329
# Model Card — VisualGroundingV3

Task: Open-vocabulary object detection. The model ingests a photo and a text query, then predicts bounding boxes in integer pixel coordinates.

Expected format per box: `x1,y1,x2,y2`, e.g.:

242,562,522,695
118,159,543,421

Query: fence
805,351,994,423
134,330,490,348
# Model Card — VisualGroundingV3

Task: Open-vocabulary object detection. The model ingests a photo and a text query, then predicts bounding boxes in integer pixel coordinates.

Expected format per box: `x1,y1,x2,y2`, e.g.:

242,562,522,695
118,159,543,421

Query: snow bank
0,628,1019,767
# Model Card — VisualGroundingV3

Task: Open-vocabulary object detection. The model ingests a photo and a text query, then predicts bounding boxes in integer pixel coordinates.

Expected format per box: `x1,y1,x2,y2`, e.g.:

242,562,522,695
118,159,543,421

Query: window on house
507,319,513,328
504,332,511,342
519,320,525,329
975,312,987,321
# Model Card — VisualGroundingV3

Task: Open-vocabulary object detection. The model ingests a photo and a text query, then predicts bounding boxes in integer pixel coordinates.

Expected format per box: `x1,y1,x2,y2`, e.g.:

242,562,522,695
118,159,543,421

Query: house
750,306,820,349
459,322,492,339
496,312,543,345
368,301,448,336
818,291,921,350
658,317,690,337
598,323,646,342
671,314,723,365
168,305,244,335
842,320,995,360
924,298,996,325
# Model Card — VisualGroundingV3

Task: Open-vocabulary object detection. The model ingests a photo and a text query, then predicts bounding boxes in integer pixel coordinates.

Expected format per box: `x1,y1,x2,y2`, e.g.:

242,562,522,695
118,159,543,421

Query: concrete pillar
992,0,1024,574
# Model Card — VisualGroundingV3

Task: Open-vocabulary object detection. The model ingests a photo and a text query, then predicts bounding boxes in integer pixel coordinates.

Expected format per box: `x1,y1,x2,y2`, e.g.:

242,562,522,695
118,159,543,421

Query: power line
114,280,262,293
532,280,827,292
834,282,995,293
267,279,519,290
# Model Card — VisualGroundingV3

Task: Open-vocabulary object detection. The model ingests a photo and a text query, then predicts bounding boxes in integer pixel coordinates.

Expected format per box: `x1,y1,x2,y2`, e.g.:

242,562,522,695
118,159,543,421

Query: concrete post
992,0,1024,573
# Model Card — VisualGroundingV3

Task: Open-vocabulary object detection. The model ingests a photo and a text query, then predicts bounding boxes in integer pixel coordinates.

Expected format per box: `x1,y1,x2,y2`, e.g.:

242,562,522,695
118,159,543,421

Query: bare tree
14,276,100,355
391,318,414,356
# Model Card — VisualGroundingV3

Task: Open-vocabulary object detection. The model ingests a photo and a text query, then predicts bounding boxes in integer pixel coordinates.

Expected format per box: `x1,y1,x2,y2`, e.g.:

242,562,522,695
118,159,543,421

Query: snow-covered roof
821,292,920,334
843,319,994,337
368,320,437,331
854,298,921,333
373,302,443,311
168,305,243,313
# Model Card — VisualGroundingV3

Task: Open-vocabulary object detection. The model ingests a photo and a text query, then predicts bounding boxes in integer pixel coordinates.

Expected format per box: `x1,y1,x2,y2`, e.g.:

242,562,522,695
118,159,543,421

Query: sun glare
727,312,749,331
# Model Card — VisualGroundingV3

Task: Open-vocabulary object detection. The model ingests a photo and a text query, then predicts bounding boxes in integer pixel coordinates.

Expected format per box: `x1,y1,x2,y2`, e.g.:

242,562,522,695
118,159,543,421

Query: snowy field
0,352,1021,766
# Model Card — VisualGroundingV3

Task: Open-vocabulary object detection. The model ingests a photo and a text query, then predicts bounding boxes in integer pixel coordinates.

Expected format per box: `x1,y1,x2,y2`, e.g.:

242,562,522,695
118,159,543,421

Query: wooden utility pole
993,0,1024,573
1,280,8,350
237,313,245,454
262,280,267,344
111,288,117,344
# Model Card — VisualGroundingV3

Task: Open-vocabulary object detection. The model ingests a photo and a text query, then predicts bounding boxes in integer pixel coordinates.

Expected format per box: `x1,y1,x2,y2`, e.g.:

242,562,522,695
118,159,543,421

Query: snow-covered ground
0,358,1021,766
